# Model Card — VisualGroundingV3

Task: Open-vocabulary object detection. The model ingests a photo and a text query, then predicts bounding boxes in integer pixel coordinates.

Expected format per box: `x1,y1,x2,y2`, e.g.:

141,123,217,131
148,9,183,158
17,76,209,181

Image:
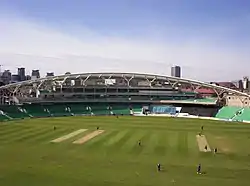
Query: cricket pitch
73,130,105,144
51,129,88,143
196,134,211,152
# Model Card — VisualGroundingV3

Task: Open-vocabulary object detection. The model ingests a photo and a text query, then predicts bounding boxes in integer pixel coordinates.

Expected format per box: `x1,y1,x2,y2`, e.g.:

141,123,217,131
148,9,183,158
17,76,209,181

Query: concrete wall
226,95,250,107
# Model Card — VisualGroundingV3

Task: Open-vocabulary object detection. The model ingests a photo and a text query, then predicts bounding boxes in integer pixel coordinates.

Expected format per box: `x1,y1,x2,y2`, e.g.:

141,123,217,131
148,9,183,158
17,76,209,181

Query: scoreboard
151,105,176,115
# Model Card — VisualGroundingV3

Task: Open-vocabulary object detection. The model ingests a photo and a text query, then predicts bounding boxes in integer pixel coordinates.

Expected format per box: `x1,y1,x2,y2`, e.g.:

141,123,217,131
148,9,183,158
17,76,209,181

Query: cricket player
200,126,204,135
138,140,141,146
214,148,217,154
157,163,161,171
197,163,201,174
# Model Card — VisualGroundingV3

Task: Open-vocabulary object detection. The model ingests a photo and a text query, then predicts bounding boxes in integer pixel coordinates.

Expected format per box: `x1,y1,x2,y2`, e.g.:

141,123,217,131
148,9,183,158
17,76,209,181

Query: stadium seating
215,106,241,120
111,105,131,115
9,102,250,122
44,104,71,116
131,105,143,113
215,106,250,121
66,103,91,115
0,105,29,119
0,112,9,121
89,104,110,115
22,104,50,117
180,106,219,117
231,108,250,121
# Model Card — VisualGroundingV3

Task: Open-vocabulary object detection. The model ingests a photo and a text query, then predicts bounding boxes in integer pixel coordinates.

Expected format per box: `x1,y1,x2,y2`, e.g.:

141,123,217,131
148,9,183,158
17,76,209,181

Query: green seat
23,104,50,117
0,103,143,118
215,106,241,120
233,108,250,121
90,104,109,115
67,103,91,115
0,114,9,121
45,104,70,116
0,105,29,119
112,109,130,115
132,108,142,113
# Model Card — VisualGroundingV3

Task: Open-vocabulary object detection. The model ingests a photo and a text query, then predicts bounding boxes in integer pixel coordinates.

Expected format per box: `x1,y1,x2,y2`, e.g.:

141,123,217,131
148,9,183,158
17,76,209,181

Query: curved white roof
0,72,249,97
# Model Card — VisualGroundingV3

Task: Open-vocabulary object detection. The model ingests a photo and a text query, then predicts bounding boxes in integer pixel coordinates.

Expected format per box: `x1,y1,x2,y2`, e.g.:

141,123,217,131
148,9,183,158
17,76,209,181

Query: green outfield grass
0,116,250,186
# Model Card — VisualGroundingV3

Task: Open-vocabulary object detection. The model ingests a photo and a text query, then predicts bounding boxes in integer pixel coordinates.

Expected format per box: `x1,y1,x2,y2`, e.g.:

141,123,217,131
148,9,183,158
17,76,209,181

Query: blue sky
0,0,250,81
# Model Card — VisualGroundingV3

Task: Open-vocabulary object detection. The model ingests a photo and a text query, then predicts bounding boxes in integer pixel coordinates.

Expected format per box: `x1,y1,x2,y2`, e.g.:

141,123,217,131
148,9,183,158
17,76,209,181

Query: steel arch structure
0,72,249,104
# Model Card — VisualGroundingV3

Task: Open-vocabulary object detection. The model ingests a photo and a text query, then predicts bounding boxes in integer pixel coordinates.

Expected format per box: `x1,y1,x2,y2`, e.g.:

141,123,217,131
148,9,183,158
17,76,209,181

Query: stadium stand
233,108,250,121
1,73,249,122
180,106,219,117
91,106,109,115
215,106,250,121
45,104,71,116
215,106,241,120
0,105,29,119
0,111,10,121
0,103,143,120
131,105,143,113
111,107,130,115
22,104,50,117
66,103,90,115
1,103,250,122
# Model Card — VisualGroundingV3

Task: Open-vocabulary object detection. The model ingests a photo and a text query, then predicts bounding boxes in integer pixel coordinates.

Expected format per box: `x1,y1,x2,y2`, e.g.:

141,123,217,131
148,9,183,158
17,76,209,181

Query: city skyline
0,65,247,84
0,0,250,81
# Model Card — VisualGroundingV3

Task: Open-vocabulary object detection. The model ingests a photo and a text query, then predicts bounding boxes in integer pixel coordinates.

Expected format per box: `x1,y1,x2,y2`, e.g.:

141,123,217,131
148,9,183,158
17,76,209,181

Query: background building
171,66,181,78
238,80,243,91
26,75,31,81
1,70,11,84
243,77,249,90
11,75,20,83
18,68,26,81
31,70,40,80
46,72,54,77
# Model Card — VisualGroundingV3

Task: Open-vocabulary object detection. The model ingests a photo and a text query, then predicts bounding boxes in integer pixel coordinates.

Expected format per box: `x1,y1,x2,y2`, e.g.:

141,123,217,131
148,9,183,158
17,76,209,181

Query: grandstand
215,106,250,122
0,72,250,122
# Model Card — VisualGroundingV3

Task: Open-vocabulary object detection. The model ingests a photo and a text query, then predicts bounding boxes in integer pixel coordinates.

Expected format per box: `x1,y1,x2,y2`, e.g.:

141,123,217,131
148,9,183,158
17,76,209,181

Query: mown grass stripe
141,132,158,155
110,129,134,150
84,130,117,148
5,127,54,143
104,130,129,147
154,131,168,156
0,125,31,136
167,131,178,149
0,127,40,141
177,131,188,155
188,132,199,155
122,130,146,149
28,128,70,144
0,124,21,130
104,130,131,151
128,130,149,155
